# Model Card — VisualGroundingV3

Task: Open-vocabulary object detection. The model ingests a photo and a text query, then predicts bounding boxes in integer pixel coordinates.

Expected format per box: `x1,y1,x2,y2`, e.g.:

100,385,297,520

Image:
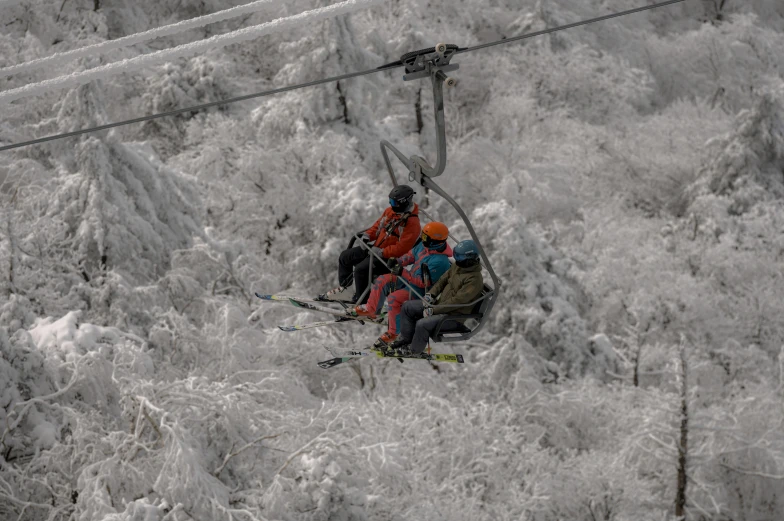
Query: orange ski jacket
365,204,421,259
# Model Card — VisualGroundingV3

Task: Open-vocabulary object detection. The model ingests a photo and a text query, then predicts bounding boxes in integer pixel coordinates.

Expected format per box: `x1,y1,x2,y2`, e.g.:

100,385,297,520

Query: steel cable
0,0,685,153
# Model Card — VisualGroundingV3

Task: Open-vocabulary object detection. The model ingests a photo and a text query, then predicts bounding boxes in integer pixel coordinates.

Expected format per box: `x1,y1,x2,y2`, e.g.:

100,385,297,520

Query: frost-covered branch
213,431,288,478
0,0,290,79
1,356,85,443
718,462,784,480
0,0,385,105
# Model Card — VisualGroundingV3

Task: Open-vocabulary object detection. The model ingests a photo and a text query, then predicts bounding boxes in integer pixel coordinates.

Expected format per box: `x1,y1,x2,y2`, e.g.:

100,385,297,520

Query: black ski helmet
388,185,416,213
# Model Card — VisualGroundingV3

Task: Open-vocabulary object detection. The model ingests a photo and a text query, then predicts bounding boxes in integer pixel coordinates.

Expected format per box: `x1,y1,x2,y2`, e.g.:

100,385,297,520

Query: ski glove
423,293,435,304
423,306,433,318
387,258,403,275
370,246,384,259
360,233,373,245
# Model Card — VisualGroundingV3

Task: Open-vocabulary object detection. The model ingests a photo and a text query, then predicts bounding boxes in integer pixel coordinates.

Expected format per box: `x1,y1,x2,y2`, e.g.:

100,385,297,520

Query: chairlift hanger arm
380,45,457,187
380,139,412,187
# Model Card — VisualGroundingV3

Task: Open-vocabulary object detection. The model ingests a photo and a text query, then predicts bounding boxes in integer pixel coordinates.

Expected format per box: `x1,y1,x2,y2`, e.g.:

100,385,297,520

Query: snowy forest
2,0,784,519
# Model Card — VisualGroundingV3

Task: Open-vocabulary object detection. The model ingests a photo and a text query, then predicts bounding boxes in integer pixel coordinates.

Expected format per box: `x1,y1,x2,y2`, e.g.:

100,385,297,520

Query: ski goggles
390,196,412,209
454,250,478,262
421,232,447,249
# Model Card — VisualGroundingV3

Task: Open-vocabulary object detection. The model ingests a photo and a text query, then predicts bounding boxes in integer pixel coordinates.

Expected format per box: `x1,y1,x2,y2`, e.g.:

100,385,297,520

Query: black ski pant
338,246,389,304
399,300,464,354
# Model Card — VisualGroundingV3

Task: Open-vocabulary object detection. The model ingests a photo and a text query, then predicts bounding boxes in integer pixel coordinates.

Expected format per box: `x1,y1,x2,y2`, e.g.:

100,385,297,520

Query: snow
2,1,784,519
28,310,126,356
0,0,290,79
30,419,58,448
0,0,385,105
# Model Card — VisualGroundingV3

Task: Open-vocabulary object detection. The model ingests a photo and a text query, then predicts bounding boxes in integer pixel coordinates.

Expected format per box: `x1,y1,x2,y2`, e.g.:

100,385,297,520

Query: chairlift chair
357,44,502,342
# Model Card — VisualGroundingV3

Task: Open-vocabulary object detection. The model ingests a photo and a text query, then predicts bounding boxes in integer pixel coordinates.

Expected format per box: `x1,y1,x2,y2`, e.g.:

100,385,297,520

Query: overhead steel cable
0,68,393,152
0,0,686,153
456,0,686,55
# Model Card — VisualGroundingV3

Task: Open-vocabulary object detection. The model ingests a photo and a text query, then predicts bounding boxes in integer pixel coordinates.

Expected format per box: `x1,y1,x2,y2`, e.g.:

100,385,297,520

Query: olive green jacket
430,263,484,316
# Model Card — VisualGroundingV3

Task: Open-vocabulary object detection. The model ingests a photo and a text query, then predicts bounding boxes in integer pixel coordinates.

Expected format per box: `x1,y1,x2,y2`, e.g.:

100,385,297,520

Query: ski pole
422,264,432,356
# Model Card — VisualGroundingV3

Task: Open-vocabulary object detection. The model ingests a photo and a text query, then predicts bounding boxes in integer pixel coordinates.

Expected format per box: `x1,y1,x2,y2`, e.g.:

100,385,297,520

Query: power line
0,0,686,153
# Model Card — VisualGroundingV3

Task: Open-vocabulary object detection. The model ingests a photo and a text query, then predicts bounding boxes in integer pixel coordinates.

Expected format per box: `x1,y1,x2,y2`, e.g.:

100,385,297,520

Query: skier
385,239,484,356
351,222,453,346
324,185,421,304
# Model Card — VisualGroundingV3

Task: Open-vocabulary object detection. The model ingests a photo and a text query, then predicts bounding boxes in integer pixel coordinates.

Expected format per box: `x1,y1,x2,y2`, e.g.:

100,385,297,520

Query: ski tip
278,325,298,332
255,292,272,299
318,358,344,369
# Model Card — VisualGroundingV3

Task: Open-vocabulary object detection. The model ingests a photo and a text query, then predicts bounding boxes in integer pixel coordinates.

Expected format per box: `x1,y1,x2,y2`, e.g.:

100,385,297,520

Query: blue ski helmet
453,240,480,263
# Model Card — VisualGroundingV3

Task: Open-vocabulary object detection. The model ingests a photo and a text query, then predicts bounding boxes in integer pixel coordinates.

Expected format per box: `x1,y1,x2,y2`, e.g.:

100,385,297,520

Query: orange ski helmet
422,222,449,249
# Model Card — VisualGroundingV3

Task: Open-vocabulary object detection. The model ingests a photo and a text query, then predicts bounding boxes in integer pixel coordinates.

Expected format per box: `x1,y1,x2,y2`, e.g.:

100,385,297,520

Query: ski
278,317,356,332
318,357,357,369
284,297,354,316
257,293,387,329
317,347,465,368
318,347,376,369
255,292,358,318
255,293,337,305
324,346,377,358
378,351,464,363
286,297,386,324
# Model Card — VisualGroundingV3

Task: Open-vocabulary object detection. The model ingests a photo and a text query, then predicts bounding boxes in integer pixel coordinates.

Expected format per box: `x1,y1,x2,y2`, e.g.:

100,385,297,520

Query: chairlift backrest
432,283,496,342
473,284,494,316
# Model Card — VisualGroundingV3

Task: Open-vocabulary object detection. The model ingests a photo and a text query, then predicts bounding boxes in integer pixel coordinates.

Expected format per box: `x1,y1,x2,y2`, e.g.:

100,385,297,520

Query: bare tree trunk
5,189,18,296
336,81,350,125
705,0,730,23
5,214,14,296
56,0,69,23
675,339,689,518
632,341,642,387
415,88,424,134
94,0,100,11
350,362,364,389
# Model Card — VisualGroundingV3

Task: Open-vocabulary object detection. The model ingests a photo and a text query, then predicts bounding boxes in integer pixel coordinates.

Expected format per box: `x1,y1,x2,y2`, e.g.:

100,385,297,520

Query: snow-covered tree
2,1,784,519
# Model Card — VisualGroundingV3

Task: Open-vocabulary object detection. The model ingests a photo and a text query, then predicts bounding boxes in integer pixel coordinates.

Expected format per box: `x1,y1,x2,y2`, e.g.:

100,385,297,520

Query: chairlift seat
431,284,495,342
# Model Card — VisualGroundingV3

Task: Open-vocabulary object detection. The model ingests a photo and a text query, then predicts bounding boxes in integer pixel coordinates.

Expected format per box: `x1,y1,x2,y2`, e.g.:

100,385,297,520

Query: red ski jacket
365,204,421,259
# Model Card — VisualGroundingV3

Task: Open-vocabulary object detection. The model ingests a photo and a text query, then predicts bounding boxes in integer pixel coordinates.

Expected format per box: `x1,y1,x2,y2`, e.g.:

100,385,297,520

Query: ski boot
385,338,413,357
318,286,355,302
374,331,398,348
350,304,377,320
